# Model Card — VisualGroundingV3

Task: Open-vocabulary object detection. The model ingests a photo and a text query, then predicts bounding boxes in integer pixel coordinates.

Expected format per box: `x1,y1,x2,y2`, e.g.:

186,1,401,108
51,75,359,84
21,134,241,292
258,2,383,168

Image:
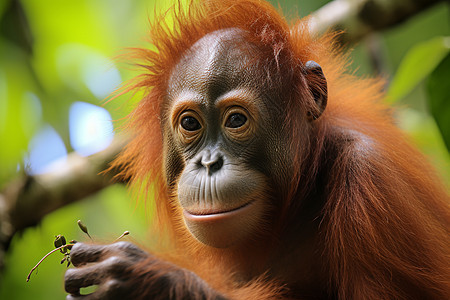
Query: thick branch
0,137,127,268
309,0,443,44
8,138,126,231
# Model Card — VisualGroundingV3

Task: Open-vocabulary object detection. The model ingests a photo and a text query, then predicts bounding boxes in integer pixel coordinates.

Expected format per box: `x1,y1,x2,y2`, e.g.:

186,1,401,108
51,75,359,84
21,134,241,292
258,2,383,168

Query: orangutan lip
183,201,253,220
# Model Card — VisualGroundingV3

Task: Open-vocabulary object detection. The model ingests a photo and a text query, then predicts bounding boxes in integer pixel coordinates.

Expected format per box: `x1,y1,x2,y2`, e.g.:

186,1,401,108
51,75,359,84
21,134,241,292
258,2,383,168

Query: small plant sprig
26,220,129,282
54,234,76,267
26,235,75,282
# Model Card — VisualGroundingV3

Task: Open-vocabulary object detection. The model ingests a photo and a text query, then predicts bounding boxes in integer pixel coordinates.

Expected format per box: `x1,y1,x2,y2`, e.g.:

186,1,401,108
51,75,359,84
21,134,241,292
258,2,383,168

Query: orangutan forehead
167,28,274,102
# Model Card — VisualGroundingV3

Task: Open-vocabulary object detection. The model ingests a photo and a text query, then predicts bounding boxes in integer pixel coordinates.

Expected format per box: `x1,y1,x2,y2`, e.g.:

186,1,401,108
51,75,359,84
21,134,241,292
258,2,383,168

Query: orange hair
111,1,450,298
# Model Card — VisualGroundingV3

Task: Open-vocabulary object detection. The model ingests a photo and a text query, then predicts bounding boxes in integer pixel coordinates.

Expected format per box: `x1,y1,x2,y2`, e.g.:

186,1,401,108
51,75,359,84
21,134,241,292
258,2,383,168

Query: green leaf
387,37,450,103
426,53,450,152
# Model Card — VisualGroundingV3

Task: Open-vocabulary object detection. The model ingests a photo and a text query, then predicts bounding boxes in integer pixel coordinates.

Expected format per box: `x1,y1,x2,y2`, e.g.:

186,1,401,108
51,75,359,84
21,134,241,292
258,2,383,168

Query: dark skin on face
64,29,327,299
165,29,288,248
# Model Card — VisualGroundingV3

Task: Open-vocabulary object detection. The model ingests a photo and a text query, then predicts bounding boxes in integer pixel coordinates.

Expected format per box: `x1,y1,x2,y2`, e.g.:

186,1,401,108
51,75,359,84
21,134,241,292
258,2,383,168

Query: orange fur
111,0,450,299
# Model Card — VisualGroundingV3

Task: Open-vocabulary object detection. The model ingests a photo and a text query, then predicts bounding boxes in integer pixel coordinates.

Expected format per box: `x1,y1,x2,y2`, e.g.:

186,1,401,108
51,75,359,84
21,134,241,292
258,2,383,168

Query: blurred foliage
0,0,449,299
427,52,450,151
0,0,167,298
387,35,450,180
387,37,450,104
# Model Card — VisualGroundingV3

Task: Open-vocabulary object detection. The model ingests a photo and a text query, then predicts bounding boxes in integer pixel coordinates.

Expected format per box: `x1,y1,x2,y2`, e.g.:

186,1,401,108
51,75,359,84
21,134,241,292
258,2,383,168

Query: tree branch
0,137,127,269
309,0,443,44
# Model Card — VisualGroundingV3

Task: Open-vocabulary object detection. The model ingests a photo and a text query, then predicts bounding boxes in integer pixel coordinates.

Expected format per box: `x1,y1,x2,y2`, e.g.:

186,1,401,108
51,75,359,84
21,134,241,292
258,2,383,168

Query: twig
26,244,74,282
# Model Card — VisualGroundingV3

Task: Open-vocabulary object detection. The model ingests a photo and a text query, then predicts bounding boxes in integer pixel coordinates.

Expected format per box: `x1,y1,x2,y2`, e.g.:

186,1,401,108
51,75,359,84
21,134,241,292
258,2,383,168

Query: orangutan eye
181,116,201,131
225,113,247,128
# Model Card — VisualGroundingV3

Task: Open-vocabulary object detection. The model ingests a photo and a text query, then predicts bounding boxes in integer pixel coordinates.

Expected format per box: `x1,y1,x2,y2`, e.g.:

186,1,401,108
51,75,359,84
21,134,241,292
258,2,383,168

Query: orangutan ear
305,60,327,120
